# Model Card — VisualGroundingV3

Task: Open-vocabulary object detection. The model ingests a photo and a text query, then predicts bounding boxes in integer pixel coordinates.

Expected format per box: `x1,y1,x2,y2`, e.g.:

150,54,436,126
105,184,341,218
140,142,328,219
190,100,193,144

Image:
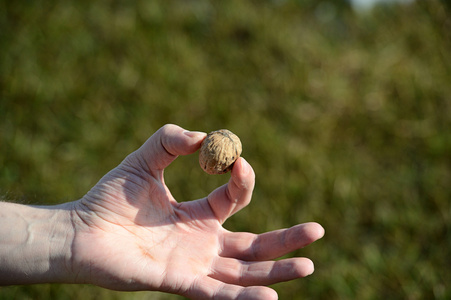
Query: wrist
0,201,76,285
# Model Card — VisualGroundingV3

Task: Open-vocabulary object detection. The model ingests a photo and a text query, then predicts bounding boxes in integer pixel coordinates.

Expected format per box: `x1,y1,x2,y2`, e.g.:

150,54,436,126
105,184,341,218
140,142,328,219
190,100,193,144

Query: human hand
70,124,324,299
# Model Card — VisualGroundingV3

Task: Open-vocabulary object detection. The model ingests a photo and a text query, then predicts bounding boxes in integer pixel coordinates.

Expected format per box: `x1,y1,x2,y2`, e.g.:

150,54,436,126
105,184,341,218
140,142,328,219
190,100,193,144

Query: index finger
207,157,255,224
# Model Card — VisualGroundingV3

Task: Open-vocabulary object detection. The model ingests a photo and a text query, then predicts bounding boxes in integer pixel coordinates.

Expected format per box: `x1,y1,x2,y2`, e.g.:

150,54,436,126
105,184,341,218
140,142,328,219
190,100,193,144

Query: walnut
199,129,242,175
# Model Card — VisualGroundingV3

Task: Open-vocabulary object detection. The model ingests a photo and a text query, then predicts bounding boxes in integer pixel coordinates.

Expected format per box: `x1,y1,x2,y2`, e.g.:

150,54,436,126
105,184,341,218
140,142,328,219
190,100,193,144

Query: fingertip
232,157,254,181
182,130,207,153
301,258,315,277
237,286,278,300
284,257,315,278
229,158,255,196
183,130,207,140
155,126,205,157
234,157,247,174
307,222,326,240
134,125,206,171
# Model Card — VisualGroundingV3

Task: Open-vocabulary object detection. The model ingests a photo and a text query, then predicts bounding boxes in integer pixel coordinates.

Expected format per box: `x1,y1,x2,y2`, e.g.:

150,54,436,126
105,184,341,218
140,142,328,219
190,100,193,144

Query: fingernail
184,130,207,138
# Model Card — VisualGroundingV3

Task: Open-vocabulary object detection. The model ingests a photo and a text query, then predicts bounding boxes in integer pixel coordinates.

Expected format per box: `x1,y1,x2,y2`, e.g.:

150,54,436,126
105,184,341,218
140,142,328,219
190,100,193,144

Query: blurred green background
1,0,450,299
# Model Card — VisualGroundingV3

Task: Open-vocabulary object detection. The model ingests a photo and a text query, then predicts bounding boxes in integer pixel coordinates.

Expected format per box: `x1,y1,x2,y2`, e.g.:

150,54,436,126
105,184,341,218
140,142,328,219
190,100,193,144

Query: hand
70,124,325,299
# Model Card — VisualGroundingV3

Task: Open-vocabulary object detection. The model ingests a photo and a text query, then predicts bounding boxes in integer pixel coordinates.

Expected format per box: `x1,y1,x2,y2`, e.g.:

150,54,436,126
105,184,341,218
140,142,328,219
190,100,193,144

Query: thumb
130,124,206,173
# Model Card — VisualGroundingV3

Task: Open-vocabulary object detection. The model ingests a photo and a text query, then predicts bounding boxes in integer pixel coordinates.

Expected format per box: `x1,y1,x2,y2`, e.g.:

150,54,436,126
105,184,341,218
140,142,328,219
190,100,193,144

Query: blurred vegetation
1,0,450,299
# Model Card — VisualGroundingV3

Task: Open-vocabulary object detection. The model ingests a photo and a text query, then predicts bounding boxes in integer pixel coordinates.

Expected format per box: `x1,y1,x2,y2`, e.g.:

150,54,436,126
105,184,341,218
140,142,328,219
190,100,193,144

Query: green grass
1,0,450,299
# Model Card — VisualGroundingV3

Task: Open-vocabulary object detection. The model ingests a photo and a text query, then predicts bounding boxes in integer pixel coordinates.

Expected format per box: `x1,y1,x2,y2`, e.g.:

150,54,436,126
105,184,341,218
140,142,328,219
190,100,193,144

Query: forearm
0,201,75,285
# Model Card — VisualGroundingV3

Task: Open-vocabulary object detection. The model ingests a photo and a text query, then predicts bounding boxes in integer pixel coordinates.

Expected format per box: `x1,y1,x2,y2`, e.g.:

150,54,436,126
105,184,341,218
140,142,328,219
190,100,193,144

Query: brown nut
199,129,242,175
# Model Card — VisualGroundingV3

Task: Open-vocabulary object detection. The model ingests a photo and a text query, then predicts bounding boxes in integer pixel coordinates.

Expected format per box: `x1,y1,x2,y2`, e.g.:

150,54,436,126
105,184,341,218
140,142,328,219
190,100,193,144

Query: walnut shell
199,129,242,175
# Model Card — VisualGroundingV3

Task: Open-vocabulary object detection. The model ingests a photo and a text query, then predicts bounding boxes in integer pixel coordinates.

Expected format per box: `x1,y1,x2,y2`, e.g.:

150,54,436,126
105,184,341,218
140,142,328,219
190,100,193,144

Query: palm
71,125,324,300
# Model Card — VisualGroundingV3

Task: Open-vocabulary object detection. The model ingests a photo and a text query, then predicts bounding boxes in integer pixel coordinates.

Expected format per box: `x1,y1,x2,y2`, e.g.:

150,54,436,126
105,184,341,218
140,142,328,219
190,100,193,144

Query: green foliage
1,0,450,299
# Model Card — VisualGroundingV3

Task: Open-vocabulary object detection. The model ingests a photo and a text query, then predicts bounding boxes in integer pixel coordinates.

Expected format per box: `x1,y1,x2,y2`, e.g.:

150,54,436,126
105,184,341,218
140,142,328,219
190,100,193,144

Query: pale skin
0,124,325,299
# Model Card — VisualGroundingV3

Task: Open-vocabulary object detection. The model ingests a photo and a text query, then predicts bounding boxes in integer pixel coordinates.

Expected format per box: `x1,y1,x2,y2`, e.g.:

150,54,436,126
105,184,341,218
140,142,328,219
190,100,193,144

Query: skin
0,124,324,300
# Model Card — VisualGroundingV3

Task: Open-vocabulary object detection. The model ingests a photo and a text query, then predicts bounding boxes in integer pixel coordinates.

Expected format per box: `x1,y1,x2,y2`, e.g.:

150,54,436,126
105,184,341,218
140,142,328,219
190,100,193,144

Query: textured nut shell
199,129,242,175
